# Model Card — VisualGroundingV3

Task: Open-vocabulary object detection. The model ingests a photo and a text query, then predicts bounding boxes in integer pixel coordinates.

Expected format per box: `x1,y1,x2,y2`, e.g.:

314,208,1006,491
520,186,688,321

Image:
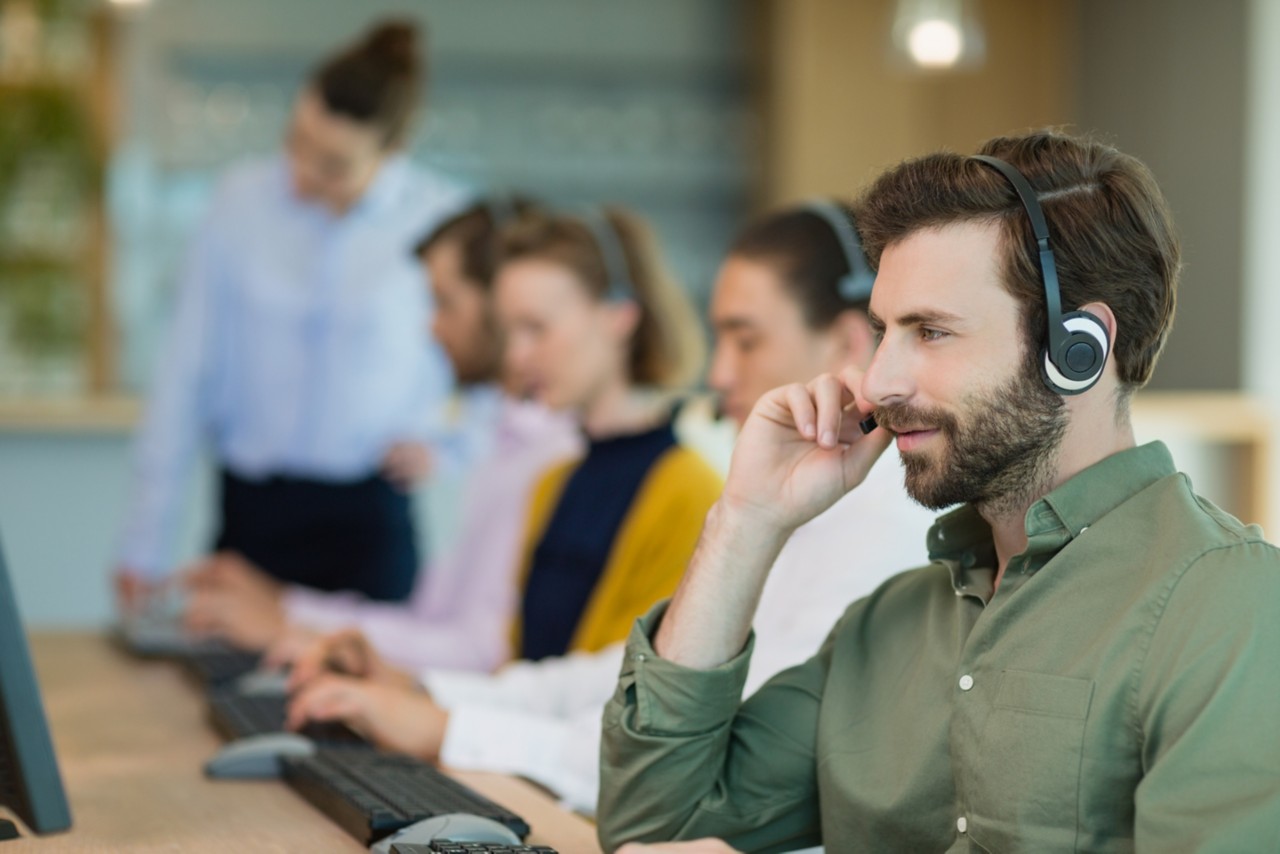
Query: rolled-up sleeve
597,601,827,854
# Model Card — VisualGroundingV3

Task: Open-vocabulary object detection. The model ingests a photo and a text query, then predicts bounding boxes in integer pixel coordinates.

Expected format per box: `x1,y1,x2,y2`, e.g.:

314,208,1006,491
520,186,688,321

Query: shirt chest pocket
968,669,1095,854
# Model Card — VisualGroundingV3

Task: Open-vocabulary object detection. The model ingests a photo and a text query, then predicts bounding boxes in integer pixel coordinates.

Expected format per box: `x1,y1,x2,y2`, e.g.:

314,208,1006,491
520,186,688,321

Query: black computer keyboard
207,688,365,745
182,648,263,685
282,749,532,844
392,843,558,854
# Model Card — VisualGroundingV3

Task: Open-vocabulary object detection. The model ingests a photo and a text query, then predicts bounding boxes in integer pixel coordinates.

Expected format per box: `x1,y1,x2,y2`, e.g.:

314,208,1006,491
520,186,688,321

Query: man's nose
861,334,915,409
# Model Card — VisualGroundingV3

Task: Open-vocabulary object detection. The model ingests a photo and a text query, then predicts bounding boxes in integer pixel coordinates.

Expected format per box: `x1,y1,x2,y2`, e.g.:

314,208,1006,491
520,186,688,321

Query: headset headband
969,156,1070,362
801,199,875,303
970,154,1109,395
577,208,635,303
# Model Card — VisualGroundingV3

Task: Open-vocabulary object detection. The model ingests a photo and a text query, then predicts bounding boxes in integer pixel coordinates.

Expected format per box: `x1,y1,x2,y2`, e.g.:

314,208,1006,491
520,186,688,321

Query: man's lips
893,427,940,451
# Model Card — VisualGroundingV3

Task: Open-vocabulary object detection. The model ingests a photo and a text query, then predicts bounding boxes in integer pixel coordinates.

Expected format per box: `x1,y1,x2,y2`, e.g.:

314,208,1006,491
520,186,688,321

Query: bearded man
598,130,1280,854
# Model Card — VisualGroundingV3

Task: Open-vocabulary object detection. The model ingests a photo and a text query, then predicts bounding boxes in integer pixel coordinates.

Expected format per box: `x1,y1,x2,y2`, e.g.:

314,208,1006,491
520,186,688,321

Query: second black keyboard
182,648,262,685
282,749,532,844
207,689,365,745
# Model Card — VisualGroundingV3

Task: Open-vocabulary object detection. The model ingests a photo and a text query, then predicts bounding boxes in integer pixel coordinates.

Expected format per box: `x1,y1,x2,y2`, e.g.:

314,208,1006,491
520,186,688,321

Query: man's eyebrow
869,308,967,330
897,309,966,327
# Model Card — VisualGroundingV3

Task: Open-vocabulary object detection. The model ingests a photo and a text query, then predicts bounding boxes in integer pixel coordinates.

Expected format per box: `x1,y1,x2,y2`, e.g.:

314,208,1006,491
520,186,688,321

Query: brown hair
311,20,423,148
855,129,1180,395
497,207,705,388
729,201,868,329
415,197,540,292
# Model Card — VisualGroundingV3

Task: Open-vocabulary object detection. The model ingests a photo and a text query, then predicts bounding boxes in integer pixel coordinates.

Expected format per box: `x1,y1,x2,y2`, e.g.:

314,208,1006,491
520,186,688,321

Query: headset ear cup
1042,310,1110,395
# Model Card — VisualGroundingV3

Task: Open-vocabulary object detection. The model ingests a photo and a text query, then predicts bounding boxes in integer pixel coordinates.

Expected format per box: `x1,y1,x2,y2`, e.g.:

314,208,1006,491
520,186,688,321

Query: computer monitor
0,535,72,838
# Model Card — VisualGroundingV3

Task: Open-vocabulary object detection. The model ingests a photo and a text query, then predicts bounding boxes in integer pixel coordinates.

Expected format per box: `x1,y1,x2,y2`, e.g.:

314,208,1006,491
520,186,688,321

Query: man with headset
598,129,1280,853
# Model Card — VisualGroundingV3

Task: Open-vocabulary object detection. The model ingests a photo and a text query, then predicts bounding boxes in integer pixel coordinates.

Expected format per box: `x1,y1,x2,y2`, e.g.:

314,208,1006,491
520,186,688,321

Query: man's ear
1079,301,1118,345
1075,301,1119,390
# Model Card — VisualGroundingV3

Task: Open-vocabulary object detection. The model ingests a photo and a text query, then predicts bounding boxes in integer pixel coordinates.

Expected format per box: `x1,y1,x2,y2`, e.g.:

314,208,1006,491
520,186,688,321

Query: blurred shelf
0,74,88,94
1131,391,1274,443
0,250,85,269
0,395,139,433
1132,390,1274,530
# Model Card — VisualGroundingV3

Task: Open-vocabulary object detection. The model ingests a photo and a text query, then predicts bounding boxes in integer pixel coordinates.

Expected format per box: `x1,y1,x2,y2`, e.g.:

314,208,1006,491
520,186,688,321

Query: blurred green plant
0,0,98,375
0,258,84,355
0,84,97,200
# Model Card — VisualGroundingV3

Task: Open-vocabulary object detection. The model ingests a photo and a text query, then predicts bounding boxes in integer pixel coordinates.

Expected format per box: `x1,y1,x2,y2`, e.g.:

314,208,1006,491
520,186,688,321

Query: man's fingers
782,383,817,440
836,364,876,421
809,373,848,449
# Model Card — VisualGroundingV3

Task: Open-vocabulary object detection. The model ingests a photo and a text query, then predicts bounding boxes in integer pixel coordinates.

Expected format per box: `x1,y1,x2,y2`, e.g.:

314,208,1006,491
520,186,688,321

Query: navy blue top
519,418,678,661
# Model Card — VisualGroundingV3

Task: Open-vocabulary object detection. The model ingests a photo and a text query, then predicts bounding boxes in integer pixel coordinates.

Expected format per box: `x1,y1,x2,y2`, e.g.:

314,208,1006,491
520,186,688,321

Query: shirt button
958,674,974,691
634,653,647,663
957,816,968,833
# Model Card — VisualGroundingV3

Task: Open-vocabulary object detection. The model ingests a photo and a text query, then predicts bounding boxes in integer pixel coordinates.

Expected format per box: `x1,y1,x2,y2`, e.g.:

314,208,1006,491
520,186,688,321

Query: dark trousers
213,469,419,601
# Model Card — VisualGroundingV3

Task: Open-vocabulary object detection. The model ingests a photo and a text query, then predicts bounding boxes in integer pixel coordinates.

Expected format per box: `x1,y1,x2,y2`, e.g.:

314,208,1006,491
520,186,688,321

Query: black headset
577,208,636,304
802,199,876,304
970,155,1110,396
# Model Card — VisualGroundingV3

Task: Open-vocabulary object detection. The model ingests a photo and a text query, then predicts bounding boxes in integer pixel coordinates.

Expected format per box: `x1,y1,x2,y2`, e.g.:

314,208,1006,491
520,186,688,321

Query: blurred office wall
111,0,754,391
1077,0,1246,393
751,0,1079,205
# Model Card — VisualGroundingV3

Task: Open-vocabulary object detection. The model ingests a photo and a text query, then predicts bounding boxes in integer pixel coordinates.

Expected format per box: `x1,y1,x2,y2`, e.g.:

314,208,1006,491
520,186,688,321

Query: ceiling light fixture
892,0,985,72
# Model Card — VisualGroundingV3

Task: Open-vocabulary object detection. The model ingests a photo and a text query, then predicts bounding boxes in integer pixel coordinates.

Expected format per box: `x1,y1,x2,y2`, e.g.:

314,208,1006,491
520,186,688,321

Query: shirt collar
927,441,1177,594
269,153,410,220
1034,440,1176,545
927,505,997,601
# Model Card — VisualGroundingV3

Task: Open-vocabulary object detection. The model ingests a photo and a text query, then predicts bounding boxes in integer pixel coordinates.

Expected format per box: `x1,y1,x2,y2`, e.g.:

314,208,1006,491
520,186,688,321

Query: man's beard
875,361,1067,518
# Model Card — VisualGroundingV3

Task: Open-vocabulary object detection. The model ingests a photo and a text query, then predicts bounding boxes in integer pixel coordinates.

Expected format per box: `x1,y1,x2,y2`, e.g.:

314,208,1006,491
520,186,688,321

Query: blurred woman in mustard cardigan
496,207,720,659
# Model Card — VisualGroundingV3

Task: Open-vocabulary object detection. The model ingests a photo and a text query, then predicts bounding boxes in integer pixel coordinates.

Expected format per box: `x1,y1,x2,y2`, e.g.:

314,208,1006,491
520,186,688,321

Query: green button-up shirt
598,442,1280,853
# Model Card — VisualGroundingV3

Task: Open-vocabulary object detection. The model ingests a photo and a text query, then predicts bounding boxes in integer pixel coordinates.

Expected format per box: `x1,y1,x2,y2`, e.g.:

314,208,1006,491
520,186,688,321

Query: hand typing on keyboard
281,627,418,693
285,673,448,761
182,552,287,651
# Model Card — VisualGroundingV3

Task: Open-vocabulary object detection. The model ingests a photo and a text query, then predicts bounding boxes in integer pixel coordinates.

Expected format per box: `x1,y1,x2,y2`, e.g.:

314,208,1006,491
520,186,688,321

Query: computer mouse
369,813,521,854
203,732,316,779
234,667,291,696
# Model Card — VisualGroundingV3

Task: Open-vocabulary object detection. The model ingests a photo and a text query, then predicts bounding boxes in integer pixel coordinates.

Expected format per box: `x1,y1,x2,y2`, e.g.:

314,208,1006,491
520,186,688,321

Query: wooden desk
6,633,602,853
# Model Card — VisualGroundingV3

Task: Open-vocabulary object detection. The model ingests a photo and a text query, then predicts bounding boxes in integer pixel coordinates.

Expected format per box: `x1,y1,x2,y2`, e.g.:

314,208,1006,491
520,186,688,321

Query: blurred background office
1,0,1276,626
